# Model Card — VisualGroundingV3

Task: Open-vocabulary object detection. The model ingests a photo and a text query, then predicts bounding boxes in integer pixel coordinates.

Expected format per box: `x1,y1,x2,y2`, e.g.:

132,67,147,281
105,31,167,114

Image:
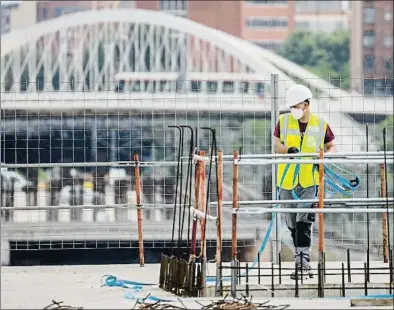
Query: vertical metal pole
271,73,280,264
318,147,325,294
365,124,370,281
190,151,200,257
231,150,239,297
134,153,145,267
91,123,97,162
111,129,116,162
215,151,224,297
232,150,239,260
199,151,207,297
230,259,237,298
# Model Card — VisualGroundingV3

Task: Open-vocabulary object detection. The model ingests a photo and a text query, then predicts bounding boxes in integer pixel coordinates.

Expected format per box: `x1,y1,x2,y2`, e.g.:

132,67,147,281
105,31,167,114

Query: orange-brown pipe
190,151,200,256
380,163,389,263
134,153,145,267
199,151,207,261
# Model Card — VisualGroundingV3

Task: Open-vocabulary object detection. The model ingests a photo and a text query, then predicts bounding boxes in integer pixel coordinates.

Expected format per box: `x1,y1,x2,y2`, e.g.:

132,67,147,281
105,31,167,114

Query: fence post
134,153,145,267
199,150,207,297
271,73,280,264
215,150,224,297
231,150,239,298
232,150,239,261
318,147,325,296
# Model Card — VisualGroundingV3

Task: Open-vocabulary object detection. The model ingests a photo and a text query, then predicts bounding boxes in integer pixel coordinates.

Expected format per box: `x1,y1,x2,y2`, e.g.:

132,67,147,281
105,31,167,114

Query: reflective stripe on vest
277,113,327,190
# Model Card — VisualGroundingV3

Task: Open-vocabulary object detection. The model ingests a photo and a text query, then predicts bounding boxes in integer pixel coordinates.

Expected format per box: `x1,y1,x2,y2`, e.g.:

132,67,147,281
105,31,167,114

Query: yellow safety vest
276,113,328,190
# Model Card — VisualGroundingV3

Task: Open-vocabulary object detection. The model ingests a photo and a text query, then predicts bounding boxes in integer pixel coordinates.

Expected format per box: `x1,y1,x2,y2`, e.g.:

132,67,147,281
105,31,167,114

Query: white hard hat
286,84,313,107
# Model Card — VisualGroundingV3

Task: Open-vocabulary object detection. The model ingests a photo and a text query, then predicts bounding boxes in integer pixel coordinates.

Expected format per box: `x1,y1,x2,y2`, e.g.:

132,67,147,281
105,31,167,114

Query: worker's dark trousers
279,185,317,267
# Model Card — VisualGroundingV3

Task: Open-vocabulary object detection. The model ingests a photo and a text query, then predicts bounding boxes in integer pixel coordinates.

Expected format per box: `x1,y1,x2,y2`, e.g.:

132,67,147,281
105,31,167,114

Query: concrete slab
1,264,393,309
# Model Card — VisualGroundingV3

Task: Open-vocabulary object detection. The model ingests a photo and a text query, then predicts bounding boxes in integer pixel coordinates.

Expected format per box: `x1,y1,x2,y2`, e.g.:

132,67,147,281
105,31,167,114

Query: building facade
350,1,393,94
135,0,295,51
294,0,349,33
1,1,37,34
36,1,127,22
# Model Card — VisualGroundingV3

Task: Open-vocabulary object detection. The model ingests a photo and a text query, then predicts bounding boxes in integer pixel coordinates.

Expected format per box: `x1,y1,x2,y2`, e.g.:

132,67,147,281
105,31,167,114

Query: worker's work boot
290,263,314,280
290,249,313,280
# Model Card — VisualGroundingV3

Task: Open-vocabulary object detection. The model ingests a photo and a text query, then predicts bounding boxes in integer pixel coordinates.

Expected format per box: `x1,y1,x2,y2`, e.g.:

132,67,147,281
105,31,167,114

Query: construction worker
273,84,336,280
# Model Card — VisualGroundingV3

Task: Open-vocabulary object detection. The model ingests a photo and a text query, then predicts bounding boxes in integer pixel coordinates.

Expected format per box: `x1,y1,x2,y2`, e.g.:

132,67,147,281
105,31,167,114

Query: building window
363,31,375,48
363,7,375,24
63,7,86,14
296,20,346,33
247,0,288,5
222,81,234,93
384,59,393,71
296,0,343,13
247,17,288,28
160,0,187,11
43,7,48,19
384,36,393,47
296,21,309,30
384,12,392,21
253,41,283,50
54,7,63,17
1,11,11,34
363,55,375,70
207,81,218,93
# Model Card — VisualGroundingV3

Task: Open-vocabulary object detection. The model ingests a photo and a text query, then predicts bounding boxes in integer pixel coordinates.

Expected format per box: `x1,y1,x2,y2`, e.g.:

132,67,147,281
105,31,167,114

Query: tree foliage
278,30,350,89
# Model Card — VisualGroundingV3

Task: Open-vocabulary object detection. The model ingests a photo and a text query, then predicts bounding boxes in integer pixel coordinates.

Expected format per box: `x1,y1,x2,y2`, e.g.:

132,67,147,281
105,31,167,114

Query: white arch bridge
1,9,392,154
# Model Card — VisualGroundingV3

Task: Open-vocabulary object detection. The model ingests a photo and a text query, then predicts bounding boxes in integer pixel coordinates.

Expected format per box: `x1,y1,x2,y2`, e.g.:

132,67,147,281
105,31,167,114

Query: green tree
279,30,350,89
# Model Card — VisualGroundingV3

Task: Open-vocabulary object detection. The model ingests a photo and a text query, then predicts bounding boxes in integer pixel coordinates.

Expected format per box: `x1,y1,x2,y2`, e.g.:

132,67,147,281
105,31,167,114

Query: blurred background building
1,1,37,34
350,0,393,93
295,0,349,33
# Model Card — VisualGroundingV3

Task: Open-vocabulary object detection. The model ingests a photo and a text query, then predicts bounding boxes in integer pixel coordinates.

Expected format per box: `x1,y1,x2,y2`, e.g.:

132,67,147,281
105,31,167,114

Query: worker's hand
287,147,299,154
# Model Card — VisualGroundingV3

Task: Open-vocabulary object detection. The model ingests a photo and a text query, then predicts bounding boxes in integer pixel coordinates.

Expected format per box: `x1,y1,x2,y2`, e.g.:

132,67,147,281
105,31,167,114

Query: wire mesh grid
0,76,393,265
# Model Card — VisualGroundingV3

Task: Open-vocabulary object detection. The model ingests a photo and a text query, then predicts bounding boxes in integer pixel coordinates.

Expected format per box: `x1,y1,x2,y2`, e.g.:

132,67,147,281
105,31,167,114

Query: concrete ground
1,263,393,309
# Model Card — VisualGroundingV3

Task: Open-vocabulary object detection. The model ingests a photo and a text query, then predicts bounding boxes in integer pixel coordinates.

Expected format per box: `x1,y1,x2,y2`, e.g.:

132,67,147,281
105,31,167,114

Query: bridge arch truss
0,8,296,93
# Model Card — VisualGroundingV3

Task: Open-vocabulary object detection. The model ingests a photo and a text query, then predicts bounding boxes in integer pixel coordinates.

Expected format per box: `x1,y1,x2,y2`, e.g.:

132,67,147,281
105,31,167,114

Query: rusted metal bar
380,163,389,263
134,153,145,267
190,150,201,257
199,150,207,297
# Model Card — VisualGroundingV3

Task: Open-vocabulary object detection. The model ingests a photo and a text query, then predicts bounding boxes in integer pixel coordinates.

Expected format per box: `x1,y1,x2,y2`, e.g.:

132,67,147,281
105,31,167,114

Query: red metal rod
134,153,145,267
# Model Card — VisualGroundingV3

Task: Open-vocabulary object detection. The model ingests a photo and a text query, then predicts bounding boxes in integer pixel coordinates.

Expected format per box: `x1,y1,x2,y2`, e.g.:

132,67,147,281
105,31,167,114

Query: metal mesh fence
1,76,393,265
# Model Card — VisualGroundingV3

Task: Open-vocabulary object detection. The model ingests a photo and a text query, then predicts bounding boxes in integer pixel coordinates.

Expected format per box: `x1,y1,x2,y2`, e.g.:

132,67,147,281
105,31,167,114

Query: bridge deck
1,92,392,115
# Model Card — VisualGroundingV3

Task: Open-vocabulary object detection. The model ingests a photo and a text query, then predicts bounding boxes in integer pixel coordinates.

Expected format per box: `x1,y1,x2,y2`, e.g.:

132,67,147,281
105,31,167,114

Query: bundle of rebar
42,300,83,310
197,295,290,310
133,295,291,310
159,254,202,297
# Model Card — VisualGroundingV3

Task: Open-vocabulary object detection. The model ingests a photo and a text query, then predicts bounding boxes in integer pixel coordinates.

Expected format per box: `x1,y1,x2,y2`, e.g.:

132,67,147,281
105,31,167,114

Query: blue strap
323,164,360,196
102,275,154,289
289,159,360,198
